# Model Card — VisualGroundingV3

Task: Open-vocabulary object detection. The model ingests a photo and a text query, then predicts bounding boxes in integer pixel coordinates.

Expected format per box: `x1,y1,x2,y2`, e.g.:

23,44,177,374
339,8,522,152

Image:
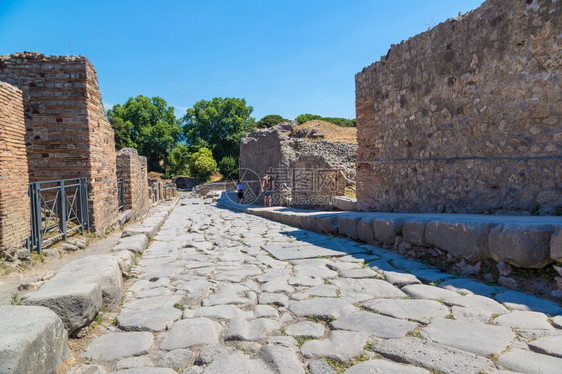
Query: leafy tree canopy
295,113,322,124
189,147,217,182
295,113,356,127
108,95,182,172
256,114,288,129
167,144,191,177
181,97,255,164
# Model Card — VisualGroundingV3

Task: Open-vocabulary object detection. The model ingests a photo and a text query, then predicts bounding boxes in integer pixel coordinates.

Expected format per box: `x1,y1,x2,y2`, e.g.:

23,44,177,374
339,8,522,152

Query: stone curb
217,192,562,270
14,198,178,374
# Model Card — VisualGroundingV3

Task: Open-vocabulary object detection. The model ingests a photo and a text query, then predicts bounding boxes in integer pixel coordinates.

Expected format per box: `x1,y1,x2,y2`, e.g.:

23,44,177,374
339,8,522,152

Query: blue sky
0,0,484,120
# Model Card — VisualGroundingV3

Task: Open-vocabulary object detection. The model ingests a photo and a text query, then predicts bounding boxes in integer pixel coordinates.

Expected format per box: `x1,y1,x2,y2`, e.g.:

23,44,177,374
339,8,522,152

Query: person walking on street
236,180,244,204
262,171,274,207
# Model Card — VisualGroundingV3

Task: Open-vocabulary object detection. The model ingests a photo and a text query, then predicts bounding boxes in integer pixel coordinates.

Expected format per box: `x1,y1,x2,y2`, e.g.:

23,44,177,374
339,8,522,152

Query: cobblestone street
73,198,562,374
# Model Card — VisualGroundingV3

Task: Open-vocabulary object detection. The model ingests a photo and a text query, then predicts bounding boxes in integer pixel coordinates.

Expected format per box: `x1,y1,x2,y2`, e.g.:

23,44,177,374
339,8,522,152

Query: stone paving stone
285,321,325,338
497,348,562,374
421,318,515,357
301,331,370,362
344,359,431,374
451,305,493,323
331,311,417,339
308,360,336,374
382,270,421,287
325,261,363,272
407,268,454,283
66,364,108,373
439,278,499,297
494,290,562,315
267,336,298,347
442,294,509,315
201,283,256,306
293,260,339,279
361,299,449,323
331,278,406,299
289,298,359,320
260,278,295,293
203,351,274,374
114,368,177,374
160,318,222,350
259,344,305,374
117,295,183,332
115,356,152,370
225,317,281,341
194,344,236,365
82,332,153,362
339,268,381,278
528,336,562,358
288,276,325,287
155,349,195,368
261,243,346,260
494,311,555,330
258,292,289,307
401,284,460,300
112,234,149,254
373,337,493,374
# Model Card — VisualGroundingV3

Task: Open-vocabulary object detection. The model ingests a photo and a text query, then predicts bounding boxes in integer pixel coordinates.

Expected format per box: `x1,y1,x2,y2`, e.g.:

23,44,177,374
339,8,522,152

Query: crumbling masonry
0,52,119,233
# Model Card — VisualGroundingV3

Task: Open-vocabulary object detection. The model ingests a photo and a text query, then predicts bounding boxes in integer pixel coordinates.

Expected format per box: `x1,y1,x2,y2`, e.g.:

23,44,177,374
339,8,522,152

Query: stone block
550,228,562,262
356,217,375,243
403,219,430,246
489,224,555,268
317,216,339,234
0,305,68,374
425,221,494,262
373,218,404,244
338,217,361,239
23,282,102,335
113,234,149,254
332,197,357,211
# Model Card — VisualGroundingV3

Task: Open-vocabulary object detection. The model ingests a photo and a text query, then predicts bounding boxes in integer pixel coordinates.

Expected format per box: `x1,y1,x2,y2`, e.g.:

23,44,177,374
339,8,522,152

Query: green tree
107,96,182,172
189,147,217,182
295,113,322,124
109,117,135,149
256,114,287,129
167,144,191,177
181,97,255,164
218,156,238,178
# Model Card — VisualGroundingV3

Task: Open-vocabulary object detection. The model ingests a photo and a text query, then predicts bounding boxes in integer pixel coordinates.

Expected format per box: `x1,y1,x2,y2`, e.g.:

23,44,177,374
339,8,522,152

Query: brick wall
0,82,30,253
117,148,149,219
0,52,118,232
355,0,562,214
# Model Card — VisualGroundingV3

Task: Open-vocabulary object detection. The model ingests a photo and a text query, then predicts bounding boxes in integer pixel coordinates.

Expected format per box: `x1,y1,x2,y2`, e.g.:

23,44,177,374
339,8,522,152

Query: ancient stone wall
0,52,118,232
0,82,30,254
116,148,149,219
240,122,355,207
355,0,561,214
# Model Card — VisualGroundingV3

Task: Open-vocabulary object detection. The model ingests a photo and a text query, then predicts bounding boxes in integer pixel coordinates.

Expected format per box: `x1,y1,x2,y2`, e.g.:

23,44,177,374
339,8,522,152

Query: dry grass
290,120,357,144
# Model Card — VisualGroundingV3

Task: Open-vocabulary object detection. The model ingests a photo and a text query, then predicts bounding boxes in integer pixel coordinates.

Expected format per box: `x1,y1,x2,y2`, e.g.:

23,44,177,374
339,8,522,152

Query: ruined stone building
355,0,561,214
0,52,119,233
240,121,357,207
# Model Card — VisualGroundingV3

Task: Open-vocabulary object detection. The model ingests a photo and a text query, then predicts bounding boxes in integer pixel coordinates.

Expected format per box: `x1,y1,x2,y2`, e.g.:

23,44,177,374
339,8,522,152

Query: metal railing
28,177,89,253
118,178,125,211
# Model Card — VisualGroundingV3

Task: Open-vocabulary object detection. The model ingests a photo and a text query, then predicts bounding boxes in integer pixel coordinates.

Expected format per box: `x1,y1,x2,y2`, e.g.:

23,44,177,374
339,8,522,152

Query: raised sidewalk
217,192,562,270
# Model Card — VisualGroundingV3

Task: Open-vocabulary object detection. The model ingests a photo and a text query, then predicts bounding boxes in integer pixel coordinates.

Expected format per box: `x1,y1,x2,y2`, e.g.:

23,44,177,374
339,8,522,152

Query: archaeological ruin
116,148,150,220
0,82,30,254
0,52,119,233
355,0,561,214
240,121,357,207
